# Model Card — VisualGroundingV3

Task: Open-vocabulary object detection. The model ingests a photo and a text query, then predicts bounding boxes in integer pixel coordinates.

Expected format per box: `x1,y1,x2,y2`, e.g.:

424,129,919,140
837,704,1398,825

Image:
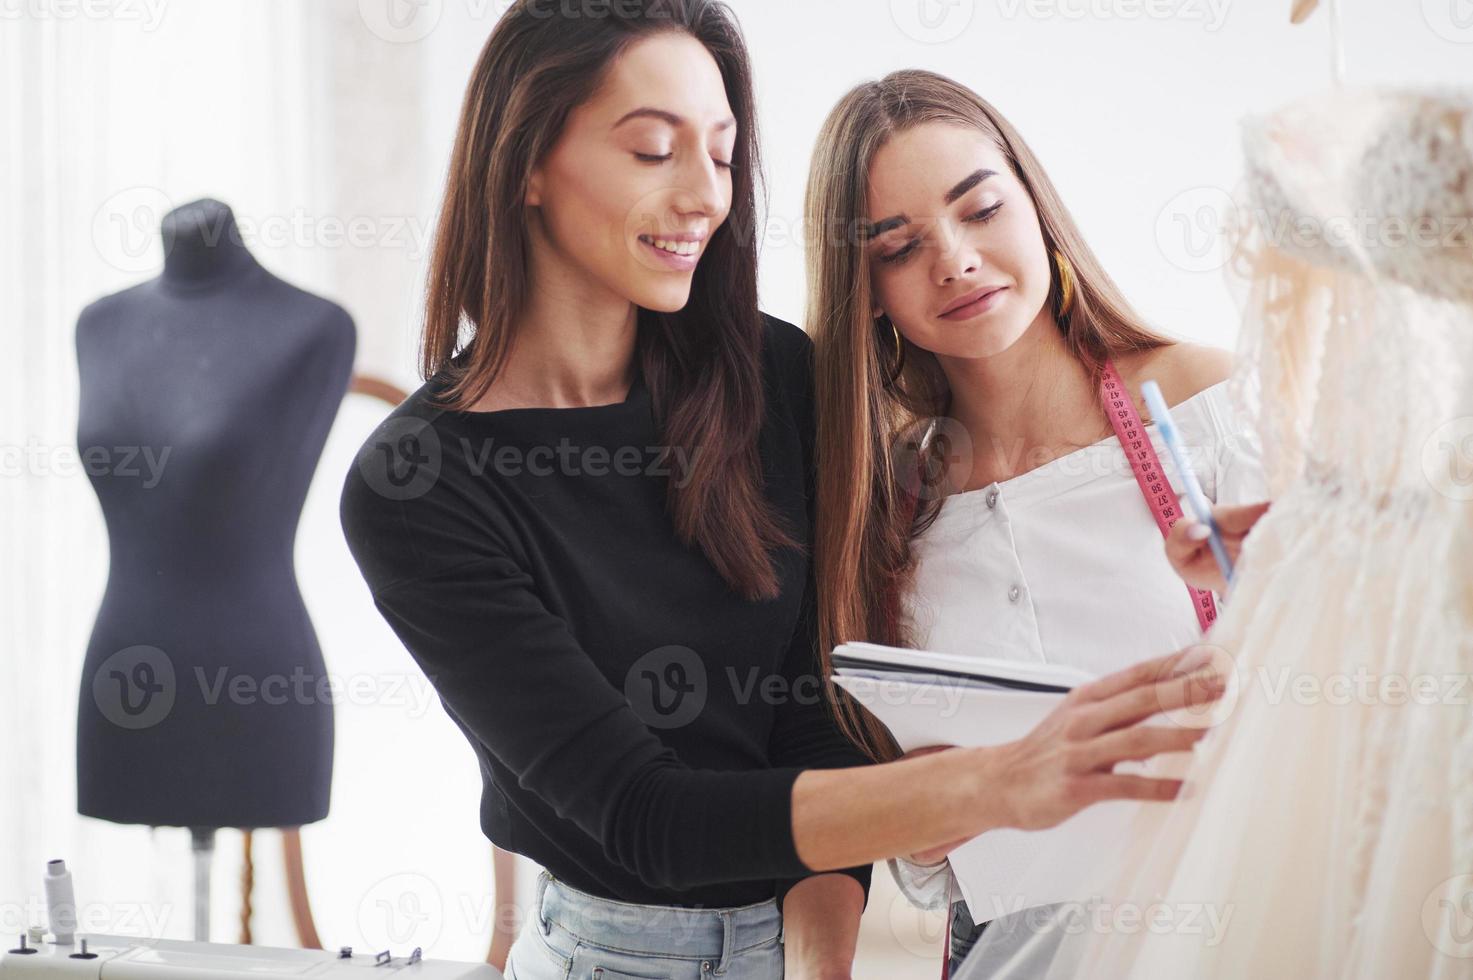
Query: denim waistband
533,870,783,966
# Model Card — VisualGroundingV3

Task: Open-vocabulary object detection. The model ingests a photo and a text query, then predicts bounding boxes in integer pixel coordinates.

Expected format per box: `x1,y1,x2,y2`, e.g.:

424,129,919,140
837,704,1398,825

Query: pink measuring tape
1100,358,1218,631
935,358,1217,979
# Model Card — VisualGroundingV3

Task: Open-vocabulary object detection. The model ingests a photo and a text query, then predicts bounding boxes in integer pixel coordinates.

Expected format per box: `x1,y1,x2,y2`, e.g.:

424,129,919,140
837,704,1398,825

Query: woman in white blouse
803,71,1268,973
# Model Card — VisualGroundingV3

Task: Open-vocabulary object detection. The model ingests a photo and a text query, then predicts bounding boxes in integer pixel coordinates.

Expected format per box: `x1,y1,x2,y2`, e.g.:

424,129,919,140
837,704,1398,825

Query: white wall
408,0,1473,365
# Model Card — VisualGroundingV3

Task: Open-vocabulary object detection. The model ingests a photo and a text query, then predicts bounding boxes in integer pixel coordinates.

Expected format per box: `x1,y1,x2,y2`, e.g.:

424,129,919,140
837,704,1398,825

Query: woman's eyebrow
864,168,999,239
943,168,996,204
611,107,737,132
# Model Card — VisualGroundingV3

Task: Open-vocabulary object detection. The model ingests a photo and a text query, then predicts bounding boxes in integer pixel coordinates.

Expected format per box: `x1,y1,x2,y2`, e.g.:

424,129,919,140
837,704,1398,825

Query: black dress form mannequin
75,199,353,845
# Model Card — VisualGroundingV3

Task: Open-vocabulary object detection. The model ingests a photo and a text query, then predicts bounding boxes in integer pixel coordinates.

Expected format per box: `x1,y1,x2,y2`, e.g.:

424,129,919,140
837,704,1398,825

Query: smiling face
525,31,737,314
865,122,1054,360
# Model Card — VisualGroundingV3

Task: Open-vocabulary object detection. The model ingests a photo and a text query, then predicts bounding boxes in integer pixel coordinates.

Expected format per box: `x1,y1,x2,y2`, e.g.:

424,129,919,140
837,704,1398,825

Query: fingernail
1187,522,1212,541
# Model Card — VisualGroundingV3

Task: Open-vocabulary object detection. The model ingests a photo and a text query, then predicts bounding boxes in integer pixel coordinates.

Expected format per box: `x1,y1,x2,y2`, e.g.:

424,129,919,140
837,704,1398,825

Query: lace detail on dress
1228,90,1473,501
1355,93,1473,302
1222,89,1473,977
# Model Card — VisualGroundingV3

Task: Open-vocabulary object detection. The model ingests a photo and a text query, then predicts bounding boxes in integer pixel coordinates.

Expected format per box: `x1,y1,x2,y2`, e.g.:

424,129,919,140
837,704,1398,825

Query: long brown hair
805,70,1174,761
421,0,796,601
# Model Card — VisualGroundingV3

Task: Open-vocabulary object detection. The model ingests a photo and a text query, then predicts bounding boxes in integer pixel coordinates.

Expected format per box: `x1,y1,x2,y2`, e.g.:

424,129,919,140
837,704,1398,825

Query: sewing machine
2,857,503,978
0,933,503,978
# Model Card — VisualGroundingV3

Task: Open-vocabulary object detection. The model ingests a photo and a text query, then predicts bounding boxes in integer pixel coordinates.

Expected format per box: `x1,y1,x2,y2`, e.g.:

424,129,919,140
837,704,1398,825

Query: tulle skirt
957,485,1473,979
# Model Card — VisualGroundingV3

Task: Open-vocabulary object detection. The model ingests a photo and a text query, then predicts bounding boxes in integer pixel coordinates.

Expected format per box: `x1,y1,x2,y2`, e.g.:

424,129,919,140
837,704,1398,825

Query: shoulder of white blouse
1161,379,1233,444
1189,380,1269,503
1162,380,1237,500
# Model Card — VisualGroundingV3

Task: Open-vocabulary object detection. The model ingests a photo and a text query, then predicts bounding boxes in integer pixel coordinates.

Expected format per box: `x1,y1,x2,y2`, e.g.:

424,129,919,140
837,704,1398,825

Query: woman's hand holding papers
982,646,1227,831
789,650,1227,879
890,647,1226,870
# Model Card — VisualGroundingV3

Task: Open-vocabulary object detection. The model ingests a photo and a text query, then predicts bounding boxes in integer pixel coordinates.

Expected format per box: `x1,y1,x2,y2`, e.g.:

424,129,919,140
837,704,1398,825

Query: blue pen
1140,380,1235,588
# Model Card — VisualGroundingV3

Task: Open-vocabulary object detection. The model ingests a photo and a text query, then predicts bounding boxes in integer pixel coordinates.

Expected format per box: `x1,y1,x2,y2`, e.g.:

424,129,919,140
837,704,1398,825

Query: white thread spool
44,859,77,945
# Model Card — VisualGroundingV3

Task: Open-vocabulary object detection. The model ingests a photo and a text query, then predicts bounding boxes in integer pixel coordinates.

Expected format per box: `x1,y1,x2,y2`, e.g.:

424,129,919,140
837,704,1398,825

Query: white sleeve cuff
885,856,953,912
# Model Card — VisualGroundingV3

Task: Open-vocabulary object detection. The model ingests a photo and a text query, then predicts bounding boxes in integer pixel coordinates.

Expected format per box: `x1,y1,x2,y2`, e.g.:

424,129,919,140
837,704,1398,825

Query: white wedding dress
957,87,1473,979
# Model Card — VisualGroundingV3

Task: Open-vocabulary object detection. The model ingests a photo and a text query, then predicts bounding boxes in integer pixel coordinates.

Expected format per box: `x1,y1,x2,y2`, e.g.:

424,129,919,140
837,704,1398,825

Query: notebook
831,641,1155,924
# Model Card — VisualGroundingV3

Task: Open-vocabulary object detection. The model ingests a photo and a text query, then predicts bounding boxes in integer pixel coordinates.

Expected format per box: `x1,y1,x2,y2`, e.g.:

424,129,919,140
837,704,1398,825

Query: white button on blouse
886,380,1268,912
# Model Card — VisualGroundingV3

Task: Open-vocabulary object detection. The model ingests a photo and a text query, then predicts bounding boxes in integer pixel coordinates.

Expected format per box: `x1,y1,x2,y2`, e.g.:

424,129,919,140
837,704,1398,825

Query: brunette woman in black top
339,2,1225,977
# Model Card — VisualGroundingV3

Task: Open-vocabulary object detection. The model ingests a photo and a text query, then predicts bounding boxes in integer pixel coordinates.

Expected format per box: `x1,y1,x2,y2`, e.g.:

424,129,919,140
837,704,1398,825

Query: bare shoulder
1116,342,1232,408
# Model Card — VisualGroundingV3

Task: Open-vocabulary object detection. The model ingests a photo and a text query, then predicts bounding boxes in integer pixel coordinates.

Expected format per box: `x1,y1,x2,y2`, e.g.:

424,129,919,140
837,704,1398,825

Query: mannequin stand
189,827,214,942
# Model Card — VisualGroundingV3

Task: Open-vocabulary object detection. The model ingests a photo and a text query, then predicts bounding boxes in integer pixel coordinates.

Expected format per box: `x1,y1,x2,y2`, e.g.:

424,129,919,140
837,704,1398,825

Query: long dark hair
421,0,795,601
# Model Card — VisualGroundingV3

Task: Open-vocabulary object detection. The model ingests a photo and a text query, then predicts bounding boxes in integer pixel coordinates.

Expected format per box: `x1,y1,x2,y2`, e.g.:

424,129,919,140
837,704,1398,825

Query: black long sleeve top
338,313,874,912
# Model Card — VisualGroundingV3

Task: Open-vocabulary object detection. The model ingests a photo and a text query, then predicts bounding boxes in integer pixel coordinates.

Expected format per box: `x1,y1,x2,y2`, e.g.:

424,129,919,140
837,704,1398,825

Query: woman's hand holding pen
1165,501,1272,593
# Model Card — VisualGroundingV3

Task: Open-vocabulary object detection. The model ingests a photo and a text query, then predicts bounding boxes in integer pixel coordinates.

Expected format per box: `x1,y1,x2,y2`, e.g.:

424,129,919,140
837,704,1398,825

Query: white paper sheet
833,671,1149,923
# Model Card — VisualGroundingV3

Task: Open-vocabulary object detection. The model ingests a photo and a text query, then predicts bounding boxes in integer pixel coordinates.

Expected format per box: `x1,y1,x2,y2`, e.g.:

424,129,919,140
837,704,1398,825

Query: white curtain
3,0,313,942
0,0,514,960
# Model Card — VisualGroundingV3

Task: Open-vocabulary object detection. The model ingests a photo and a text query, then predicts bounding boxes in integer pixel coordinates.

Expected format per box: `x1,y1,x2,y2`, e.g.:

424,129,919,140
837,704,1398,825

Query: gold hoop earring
878,314,905,385
1052,249,1076,324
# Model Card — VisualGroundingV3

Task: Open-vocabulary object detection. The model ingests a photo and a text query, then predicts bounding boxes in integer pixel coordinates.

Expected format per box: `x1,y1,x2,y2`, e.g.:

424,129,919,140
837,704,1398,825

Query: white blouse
887,380,1268,912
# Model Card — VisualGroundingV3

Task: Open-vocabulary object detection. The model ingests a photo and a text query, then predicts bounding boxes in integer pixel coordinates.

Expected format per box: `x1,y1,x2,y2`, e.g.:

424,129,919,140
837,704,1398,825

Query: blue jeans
948,900,1071,978
947,897,988,976
505,870,786,979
